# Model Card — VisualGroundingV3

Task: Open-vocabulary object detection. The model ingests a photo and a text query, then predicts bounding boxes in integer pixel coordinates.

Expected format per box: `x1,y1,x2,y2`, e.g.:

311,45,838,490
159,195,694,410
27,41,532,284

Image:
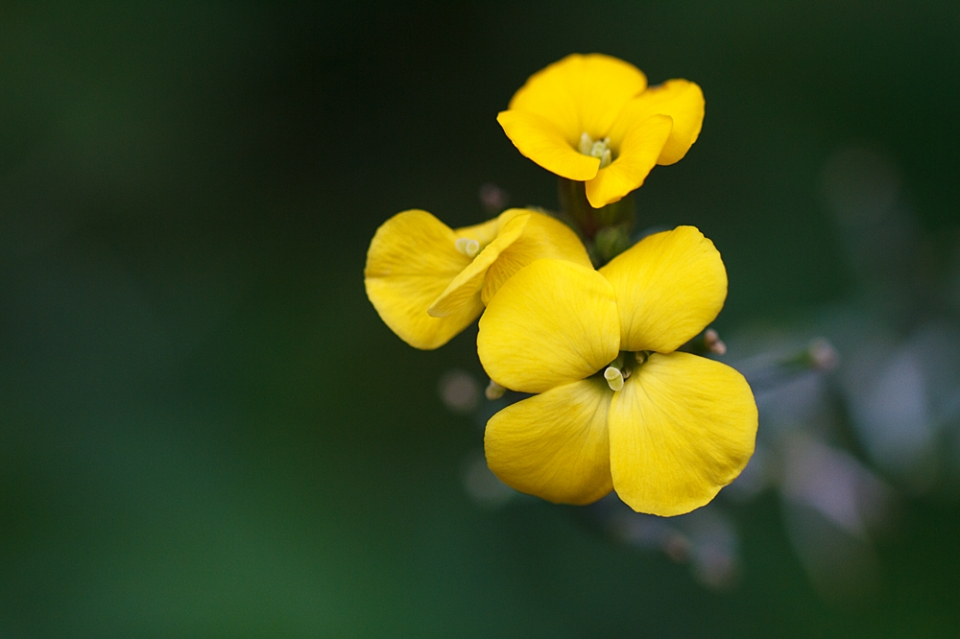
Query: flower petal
599,226,727,353
478,259,620,394
454,210,513,247
364,210,476,349
584,114,674,208
608,352,758,516
485,378,614,505
481,211,592,305
497,110,600,181
507,53,648,142
428,210,527,318
610,80,705,166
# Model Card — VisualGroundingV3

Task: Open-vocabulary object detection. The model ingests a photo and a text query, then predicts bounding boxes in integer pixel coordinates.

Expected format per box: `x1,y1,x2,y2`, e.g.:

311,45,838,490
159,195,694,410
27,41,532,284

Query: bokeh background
2,1,960,637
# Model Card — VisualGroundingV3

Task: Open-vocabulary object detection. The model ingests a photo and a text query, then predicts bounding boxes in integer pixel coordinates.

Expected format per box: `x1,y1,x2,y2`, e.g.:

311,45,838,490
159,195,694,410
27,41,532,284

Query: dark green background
2,1,958,637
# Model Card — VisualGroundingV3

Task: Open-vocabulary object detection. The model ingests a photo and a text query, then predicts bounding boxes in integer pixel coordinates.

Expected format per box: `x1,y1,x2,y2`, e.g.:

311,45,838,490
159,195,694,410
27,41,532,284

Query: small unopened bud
704,329,727,356
808,338,839,371
485,379,507,400
604,366,624,391
678,330,725,357
455,237,480,258
478,183,509,214
438,369,480,413
663,533,692,563
594,226,631,263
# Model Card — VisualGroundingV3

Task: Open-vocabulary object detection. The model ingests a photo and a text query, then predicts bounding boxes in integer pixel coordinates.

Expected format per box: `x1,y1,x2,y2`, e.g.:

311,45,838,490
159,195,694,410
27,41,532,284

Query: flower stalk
558,177,636,242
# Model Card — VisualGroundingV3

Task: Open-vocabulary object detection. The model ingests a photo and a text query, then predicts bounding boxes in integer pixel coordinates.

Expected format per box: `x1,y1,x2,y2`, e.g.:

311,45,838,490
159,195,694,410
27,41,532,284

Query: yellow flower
364,208,592,350
497,54,705,209
477,227,757,516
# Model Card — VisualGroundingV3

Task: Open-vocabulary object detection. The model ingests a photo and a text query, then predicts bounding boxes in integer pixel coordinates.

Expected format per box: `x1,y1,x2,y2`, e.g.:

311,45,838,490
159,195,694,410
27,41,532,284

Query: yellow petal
610,80,705,166
481,210,592,305
427,210,528,318
608,352,758,516
584,114,674,208
485,378,614,505
454,208,521,246
364,210,477,349
507,53,648,142
478,259,620,394
497,110,600,181
599,226,727,353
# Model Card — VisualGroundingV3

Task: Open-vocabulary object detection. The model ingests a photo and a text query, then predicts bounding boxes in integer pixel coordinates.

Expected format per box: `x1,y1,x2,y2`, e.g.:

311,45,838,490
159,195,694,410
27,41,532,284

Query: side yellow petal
485,378,614,505
454,210,514,246
497,110,600,181
608,352,758,516
478,259,620,394
507,53,648,142
364,210,477,350
427,210,528,318
481,210,592,305
610,80,705,166
599,226,727,353
584,114,673,208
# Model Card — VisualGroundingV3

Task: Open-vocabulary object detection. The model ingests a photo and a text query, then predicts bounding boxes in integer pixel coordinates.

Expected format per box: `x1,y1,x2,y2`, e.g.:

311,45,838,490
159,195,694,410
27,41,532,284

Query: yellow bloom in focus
497,54,705,209
364,208,592,350
477,227,757,516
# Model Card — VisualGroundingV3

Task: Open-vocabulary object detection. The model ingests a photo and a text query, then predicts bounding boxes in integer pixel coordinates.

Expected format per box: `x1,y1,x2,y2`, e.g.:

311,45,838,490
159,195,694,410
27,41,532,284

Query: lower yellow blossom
364,208,592,350
477,227,757,516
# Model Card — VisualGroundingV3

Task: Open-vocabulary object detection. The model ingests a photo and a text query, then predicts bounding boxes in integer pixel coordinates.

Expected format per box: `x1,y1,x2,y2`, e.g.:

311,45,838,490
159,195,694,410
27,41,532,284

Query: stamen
578,132,594,155
455,237,480,258
634,351,649,365
598,148,612,168
604,366,624,392
579,133,613,168
485,379,507,400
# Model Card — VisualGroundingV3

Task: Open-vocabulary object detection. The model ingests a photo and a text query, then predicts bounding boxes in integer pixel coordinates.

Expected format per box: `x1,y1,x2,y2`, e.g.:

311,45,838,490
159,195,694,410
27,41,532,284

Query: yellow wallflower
477,227,757,516
365,208,592,350
498,54,705,209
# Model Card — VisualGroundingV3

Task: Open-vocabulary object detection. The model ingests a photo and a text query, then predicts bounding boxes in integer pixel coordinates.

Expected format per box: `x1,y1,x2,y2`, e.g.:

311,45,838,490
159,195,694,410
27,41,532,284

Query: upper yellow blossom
364,208,592,350
477,227,757,516
497,54,705,209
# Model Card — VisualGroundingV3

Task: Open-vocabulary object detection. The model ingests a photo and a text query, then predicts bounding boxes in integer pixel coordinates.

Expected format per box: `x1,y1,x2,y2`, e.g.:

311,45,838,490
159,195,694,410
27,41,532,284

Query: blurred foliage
1,1,959,637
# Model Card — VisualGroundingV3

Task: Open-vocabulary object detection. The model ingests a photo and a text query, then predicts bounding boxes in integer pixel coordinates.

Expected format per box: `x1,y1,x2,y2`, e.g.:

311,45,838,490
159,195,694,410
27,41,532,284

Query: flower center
455,237,481,258
602,351,650,392
578,132,613,168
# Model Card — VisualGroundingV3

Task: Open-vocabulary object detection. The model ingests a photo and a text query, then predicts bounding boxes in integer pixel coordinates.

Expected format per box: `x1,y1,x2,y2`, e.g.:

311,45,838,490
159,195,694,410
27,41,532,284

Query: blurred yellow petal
608,352,758,516
507,53,648,142
481,210,592,305
600,226,727,353
364,210,477,350
478,259,620,394
428,210,527,318
497,110,600,181
485,379,614,505
584,114,673,208
611,80,705,166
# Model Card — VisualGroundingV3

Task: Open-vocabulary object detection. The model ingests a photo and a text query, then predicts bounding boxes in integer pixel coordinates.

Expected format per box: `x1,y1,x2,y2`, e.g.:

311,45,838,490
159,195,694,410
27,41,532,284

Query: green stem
558,178,636,265
557,177,636,240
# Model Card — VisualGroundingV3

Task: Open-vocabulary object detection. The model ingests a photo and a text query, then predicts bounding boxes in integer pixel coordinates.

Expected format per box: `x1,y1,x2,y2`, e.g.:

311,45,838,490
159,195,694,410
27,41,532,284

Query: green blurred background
2,1,959,637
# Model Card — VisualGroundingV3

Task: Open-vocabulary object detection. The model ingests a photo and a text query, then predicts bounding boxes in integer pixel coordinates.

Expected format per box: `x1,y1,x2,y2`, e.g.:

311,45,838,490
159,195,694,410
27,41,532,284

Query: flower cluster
364,54,757,517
